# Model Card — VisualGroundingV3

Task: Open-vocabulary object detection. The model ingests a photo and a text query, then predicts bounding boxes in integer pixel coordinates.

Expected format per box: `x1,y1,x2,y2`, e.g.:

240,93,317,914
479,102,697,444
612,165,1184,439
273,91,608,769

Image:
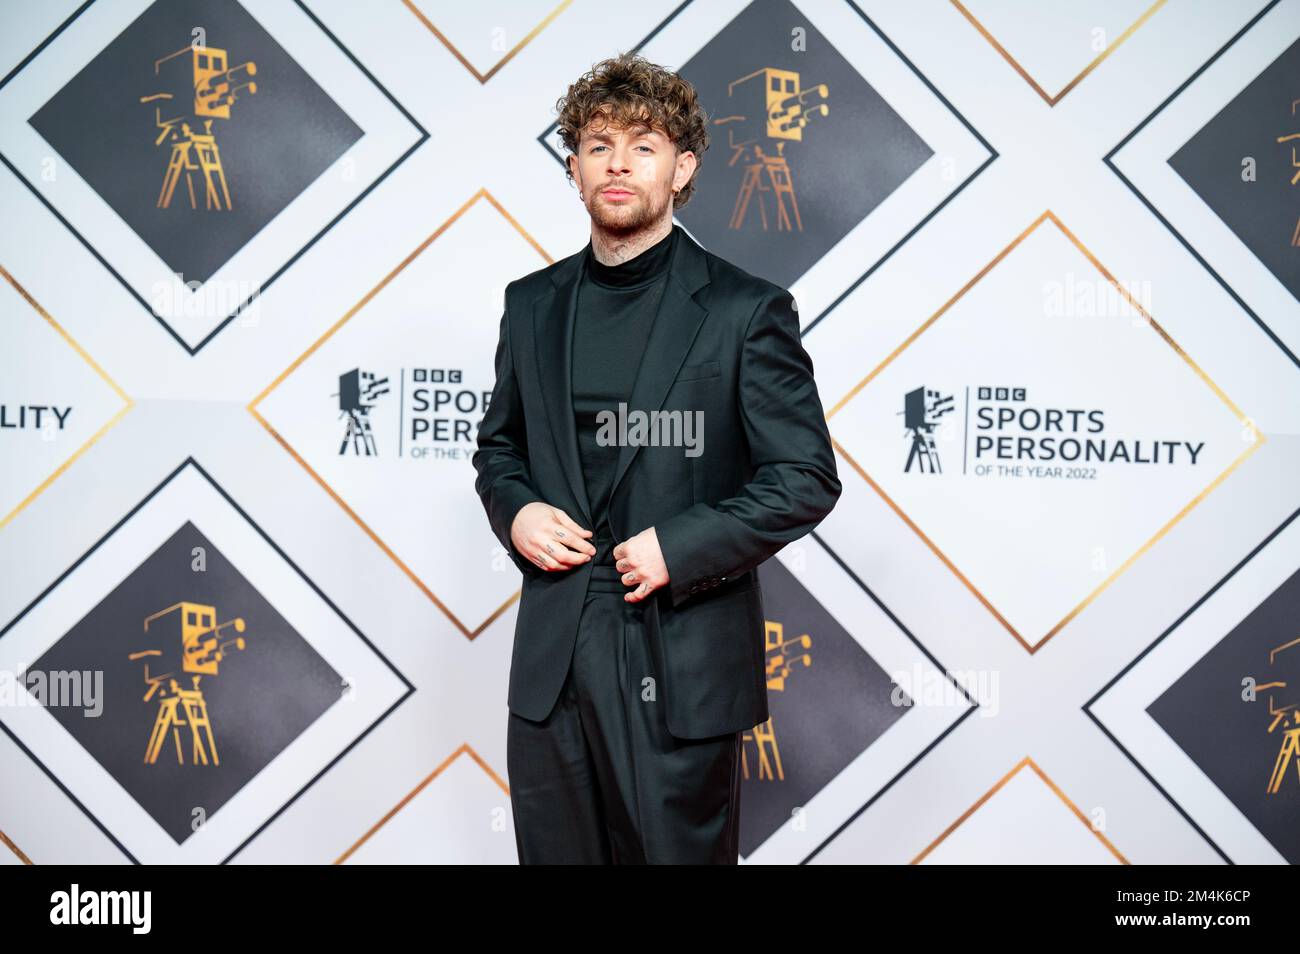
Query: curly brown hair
555,51,709,210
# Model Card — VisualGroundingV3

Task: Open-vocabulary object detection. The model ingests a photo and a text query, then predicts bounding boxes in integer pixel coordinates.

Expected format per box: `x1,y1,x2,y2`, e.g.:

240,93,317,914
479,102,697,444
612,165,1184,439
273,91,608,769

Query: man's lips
602,188,635,199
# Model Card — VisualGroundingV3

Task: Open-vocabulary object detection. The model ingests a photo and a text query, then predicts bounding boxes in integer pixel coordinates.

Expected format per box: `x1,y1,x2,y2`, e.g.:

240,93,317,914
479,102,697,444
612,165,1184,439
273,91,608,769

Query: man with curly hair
473,51,840,864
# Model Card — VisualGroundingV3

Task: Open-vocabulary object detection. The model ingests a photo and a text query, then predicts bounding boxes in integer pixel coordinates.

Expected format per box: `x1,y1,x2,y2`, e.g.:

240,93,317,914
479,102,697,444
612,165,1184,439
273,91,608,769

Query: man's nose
606,143,633,173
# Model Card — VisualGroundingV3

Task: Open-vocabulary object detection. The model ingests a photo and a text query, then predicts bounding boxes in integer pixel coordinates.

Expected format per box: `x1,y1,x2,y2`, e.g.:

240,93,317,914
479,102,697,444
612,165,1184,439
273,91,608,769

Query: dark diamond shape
740,557,911,857
33,519,344,846
676,0,932,289
1148,565,1300,863
1168,36,1300,304
29,0,363,285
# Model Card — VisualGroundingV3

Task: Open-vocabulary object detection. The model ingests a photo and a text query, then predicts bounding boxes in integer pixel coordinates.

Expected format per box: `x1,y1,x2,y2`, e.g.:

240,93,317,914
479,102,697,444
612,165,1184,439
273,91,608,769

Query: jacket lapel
606,230,711,507
532,225,712,531
532,250,592,527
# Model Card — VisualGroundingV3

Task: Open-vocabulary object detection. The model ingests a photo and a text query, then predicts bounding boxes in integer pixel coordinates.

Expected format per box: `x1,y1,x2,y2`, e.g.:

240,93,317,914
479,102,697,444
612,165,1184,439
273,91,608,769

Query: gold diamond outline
0,264,134,533
952,0,1167,106
404,0,574,84
247,189,553,641
333,742,509,864
0,827,33,864
911,755,1130,863
826,209,1265,654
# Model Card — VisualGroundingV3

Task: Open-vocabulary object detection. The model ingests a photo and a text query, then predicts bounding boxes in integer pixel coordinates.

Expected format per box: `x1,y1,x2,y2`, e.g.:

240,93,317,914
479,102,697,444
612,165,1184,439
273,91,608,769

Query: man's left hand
613,527,669,603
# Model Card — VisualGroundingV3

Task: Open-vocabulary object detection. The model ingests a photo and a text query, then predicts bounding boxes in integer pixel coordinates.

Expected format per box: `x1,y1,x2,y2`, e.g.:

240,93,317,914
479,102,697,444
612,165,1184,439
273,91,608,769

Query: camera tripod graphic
712,66,829,233
140,41,258,210
336,368,391,456
1277,98,1300,246
128,600,248,766
741,618,813,782
901,386,954,474
1261,634,1300,794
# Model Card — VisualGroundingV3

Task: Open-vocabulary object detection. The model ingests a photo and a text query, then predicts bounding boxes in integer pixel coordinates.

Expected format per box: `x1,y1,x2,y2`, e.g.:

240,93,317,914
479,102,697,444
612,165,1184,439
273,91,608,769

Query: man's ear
675,149,696,190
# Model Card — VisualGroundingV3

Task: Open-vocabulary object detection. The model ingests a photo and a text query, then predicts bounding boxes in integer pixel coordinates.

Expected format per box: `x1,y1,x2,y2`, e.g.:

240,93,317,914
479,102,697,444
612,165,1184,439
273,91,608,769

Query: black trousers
506,584,743,864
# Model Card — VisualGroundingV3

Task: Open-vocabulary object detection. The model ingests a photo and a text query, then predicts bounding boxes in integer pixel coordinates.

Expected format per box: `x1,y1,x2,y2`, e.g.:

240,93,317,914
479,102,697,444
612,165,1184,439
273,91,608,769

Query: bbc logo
977,386,1026,401
412,369,463,383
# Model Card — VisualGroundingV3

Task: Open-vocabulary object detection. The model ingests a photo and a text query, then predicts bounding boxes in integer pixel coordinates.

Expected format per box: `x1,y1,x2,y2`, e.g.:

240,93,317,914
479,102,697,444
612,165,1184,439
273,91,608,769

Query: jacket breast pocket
676,359,720,382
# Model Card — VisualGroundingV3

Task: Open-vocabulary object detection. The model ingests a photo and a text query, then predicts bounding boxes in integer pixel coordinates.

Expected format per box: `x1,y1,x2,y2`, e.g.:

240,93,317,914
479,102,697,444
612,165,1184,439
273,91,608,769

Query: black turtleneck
572,224,678,591
585,224,677,288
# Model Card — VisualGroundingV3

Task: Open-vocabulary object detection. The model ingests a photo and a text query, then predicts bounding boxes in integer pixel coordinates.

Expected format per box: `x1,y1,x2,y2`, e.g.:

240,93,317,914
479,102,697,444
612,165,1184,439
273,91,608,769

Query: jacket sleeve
473,286,545,578
654,287,842,608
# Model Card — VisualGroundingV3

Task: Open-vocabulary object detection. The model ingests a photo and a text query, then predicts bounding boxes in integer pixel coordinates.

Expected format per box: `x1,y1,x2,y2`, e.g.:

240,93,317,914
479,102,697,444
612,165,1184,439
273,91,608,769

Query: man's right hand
511,502,596,571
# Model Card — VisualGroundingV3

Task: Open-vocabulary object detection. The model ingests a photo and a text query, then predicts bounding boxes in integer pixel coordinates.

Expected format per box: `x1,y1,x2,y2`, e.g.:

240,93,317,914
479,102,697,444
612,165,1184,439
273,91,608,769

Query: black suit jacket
473,224,841,739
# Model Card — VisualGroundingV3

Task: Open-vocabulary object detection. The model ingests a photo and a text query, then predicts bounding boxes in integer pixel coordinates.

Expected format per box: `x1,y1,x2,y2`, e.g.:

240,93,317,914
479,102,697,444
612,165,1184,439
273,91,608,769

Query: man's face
568,118,688,235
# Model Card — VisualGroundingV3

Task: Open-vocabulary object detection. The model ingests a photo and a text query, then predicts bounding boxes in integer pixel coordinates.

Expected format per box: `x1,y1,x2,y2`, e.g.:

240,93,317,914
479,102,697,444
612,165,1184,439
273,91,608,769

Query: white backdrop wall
1,0,1298,864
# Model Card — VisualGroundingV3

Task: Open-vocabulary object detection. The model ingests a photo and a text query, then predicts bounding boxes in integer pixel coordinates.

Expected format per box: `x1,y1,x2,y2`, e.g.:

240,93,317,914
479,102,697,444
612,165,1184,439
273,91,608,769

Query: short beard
585,183,674,236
